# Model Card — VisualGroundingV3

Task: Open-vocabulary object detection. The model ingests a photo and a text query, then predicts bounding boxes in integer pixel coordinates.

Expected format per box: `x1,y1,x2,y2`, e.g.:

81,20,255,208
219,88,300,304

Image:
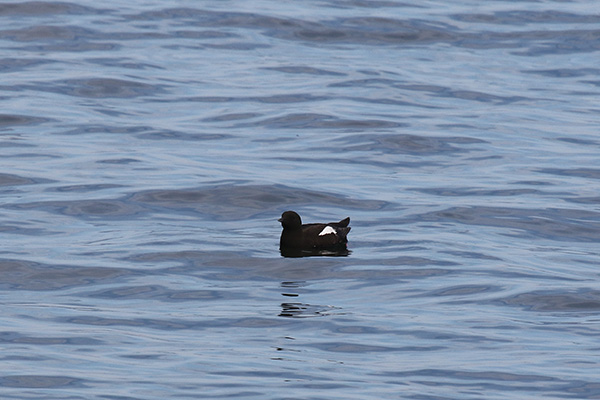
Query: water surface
1,1,599,399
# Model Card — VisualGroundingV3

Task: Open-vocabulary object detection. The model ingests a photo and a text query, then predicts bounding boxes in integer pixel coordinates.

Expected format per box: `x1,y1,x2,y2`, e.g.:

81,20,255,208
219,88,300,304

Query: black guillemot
278,211,351,257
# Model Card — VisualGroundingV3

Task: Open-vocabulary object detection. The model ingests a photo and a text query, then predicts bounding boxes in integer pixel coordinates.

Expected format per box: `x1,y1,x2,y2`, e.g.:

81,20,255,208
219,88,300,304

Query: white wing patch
319,226,336,236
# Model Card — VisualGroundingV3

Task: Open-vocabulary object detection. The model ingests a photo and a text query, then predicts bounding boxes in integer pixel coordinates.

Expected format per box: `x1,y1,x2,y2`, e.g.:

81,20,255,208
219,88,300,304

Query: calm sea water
1,1,599,399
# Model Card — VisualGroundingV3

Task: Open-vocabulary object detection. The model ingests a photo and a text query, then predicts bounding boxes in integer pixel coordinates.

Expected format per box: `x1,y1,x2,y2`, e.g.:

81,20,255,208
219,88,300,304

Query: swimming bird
278,211,351,254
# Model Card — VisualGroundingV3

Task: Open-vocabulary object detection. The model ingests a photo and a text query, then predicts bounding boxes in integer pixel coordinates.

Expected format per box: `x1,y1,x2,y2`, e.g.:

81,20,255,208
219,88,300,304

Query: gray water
1,1,600,399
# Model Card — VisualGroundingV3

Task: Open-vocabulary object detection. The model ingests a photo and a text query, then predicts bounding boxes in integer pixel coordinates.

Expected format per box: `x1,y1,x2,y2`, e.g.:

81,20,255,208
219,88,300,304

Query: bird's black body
278,211,350,257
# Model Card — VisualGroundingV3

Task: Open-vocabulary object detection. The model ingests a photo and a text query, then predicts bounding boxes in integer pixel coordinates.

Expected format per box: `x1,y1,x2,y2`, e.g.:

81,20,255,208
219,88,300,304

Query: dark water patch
537,168,600,180
211,369,322,382
171,95,234,103
555,137,599,146
48,78,164,99
49,183,125,193
247,94,329,104
511,180,555,186
0,57,55,72
3,78,161,98
341,268,454,291
383,368,557,381
129,8,305,31
63,315,292,330
6,198,146,219
437,123,478,129
380,368,557,385
0,172,45,186
57,124,231,141
273,155,435,170
440,250,503,261
96,158,141,164
288,17,456,45
131,184,387,220
178,93,330,105
335,79,520,107
1,355,48,363
138,131,234,141
353,255,457,268
419,285,503,303
2,154,62,162
351,239,428,253
508,29,600,56
0,141,36,149
430,25,599,55
80,284,244,302
305,342,442,353
0,258,134,290
0,113,50,127
391,328,510,344
0,25,97,42
202,112,262,122
19,42,117,53
382,370,600,399
126,250,251,266
344,95,435,108
97,31,175,42
121,354,165,360
331,325,382,335
88,57,166,71
523,68,600,78
172,29,239,40
65,200,141,217
0,2,102,16
0,223,54,236
331,0,420,8
59,124,152,136
0,375,85,389
407,206,600,243
204,42,271,51
335,133,486,155
447,90,525,104
336,79,525,104
500,289,600,312
329,77,408,88
566,196,600,205
400,84,527,104
0,331,102,345
263,65,346,76
112,7,600,58
130,8,456,46
468,267,579,283
581,79,600,88
410,187,547,197
452,10,600,25
200,93,337,112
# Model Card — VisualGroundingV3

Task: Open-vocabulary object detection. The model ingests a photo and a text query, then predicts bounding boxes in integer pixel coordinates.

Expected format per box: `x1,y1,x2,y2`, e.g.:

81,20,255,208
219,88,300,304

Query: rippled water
2,1,600,399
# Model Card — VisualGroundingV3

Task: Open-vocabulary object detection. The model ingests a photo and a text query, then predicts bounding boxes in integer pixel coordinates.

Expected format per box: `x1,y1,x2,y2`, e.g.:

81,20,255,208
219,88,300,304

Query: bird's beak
277,218,283,222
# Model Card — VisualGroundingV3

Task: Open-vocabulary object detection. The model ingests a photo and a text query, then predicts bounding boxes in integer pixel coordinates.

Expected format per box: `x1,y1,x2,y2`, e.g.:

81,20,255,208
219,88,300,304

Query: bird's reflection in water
279,246,351,258
278,281,343,318
279,302,342,318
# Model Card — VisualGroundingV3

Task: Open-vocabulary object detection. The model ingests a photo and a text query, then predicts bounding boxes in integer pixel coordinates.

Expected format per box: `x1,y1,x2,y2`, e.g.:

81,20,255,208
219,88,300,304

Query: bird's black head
278,210,302,229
